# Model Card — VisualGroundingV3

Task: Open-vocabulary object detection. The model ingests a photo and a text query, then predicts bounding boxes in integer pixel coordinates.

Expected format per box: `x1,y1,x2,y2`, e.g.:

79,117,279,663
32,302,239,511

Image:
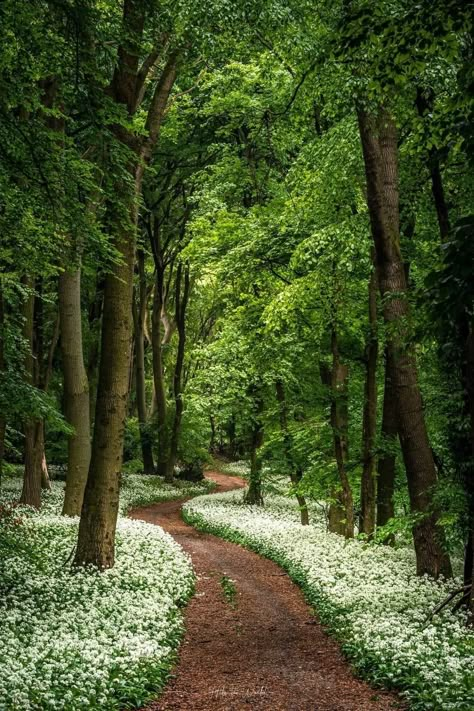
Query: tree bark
87,275,104,424
133,250,154,474
358,107,451,577
244,393,264,505
0,288,6,489
275,379,309,525
461,323,474,618
320,329,354,537
360,259,378,538
151,256,169,477
415,87,451,242
59,266,91,515
376,349,398,543
167,263,190,481
74,4,177,569
20,284,42,509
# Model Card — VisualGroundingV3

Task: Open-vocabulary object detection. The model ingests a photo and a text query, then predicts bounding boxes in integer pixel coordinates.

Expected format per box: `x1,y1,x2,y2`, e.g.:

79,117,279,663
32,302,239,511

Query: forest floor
130,472,402,711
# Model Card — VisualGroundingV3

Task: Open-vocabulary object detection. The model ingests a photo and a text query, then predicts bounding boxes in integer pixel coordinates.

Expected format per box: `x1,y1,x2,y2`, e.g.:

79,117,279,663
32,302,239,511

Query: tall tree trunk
358,107,451,577
167,263,190,481
75,202,137,568
59,266,91,516
87,275,104,424
20,284,42,508
415,87,451,243
461,323,474,619
320,329,354,537
244,394,264,506
275,380,309,525
133,250,154,474
0,288,5,489
74,6,178,568
152,262,169,477
360,260,378,538
376,350,398,543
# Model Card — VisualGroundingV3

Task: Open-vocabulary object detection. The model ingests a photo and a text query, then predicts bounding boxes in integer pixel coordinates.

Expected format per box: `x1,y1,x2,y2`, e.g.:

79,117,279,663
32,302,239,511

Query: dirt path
130,472,401,711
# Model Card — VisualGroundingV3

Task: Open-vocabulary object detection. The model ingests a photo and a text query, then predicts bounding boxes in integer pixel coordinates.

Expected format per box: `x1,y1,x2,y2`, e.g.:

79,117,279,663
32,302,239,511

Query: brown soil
130,472,402,711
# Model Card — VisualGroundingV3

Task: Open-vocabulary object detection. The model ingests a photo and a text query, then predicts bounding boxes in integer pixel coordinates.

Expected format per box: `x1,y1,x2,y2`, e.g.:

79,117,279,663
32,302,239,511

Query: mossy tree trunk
133,249,154,474
244,393,264,506
74,3,178,569
360,259,378,538
320,328,354,538
167,262,190,481
150,225,170,478
376,349,398,543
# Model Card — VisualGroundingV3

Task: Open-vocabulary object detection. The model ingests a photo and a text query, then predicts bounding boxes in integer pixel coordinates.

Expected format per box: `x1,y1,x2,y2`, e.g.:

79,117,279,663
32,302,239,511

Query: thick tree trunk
360,262,378,538
376,350,398,543
275,379,309,525
358,107,451,577
74,8,177,568
59,267,91,515
22,420,43,508
167,263,190,481
74,213,137,568
133,250,154,474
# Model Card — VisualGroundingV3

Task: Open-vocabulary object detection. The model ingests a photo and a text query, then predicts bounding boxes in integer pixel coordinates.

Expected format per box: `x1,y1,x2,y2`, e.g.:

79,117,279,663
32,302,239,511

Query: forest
0,0,473,709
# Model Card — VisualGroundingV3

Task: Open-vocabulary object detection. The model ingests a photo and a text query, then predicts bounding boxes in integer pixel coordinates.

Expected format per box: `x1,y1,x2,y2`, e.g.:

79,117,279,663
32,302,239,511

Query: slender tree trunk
415,87,451,243
461,323,474,618
321,329,354,537
209,415,216,452
360,260,378,538
167,263,190,481
244,394,264,505
0,289,6,489
358,107,451,577
40,428,51,490
376,350,398,543
152,264,168,477
275,380,309,525
133,250,154,474
59,267,91,515
20,284,42,508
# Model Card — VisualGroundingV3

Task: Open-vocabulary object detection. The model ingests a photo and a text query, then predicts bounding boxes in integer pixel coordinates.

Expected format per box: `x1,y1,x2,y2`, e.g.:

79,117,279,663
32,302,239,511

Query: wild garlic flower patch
183,491,474,711
0,476,198,710
219,460,250,477
119,473,216,513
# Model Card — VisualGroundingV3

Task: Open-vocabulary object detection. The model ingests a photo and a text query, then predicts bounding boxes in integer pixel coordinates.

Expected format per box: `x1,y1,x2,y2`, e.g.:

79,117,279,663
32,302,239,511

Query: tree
74,2,178,568
357,107,451,577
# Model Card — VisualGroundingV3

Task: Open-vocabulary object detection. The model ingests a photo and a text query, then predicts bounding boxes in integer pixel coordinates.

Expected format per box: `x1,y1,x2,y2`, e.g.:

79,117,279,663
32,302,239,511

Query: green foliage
219,574,238,608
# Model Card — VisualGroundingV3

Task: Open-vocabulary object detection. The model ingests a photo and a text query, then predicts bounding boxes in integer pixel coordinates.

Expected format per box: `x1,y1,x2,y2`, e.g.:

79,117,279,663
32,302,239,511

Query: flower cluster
0,474,207,710
219,460,250,477
183,491,474,711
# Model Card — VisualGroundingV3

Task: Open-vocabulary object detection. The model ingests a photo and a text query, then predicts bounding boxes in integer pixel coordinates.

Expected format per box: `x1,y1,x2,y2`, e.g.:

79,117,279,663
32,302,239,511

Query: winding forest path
130,472,401,711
